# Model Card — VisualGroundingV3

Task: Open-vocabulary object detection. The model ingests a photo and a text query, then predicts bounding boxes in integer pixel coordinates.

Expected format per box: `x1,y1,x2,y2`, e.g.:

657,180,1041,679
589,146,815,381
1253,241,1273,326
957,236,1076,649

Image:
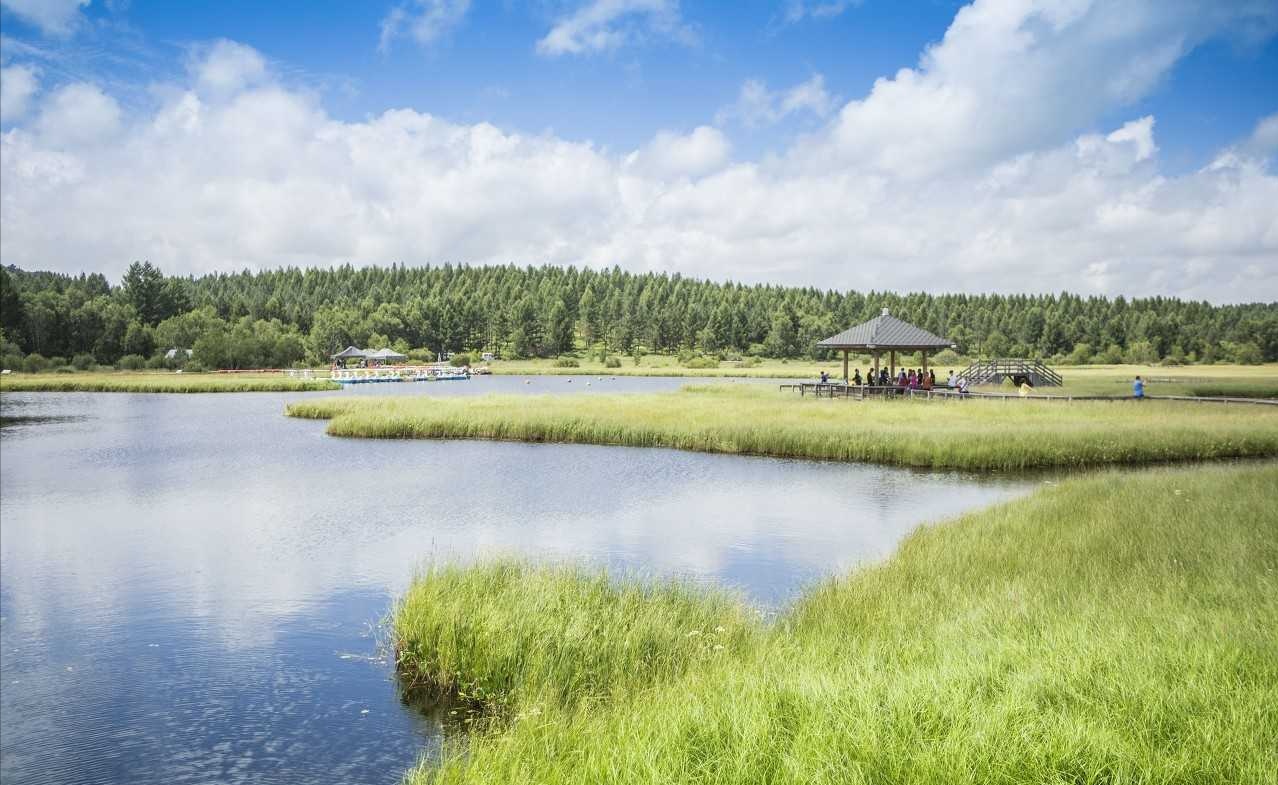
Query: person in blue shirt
1133,375,1145,399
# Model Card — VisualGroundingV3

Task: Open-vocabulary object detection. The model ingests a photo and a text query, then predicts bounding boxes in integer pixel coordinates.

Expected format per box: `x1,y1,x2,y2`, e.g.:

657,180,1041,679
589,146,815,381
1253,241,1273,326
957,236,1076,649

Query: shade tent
817,309,955,382
365,348,407,361
330,346,368,360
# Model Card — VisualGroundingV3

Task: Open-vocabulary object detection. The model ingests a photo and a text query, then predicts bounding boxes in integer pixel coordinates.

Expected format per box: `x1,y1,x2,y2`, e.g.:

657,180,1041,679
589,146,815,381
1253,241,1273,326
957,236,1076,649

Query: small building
817,308,955,382
164,348,194,360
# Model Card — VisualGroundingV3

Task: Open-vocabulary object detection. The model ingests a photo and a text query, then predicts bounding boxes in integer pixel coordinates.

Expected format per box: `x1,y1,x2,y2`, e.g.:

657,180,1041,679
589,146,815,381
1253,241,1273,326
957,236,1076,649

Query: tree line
2,261,1275,371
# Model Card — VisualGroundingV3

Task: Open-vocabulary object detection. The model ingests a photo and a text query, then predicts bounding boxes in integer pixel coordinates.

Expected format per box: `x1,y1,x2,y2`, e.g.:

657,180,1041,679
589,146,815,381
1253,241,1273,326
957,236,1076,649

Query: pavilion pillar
922,351,928,375
890,350,896,378
842,349,849,382
873,351,879,380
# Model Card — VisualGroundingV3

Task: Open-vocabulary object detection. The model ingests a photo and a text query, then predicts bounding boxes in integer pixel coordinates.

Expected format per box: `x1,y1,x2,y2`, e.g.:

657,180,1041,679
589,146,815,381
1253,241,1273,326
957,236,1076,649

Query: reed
285,384,1278,470
400,463,1278,784
0,372,339,393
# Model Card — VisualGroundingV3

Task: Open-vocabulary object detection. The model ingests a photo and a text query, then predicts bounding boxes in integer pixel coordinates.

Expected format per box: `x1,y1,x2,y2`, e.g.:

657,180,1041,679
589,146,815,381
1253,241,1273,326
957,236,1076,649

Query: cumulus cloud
188,39,268,96
1,63,40,122
716,74,834,128
378,0,471,53
33,80,119,145
0,0,90,37
536,0,694,57
2,2,1277,303
625,125,729,179
806,0,1278,179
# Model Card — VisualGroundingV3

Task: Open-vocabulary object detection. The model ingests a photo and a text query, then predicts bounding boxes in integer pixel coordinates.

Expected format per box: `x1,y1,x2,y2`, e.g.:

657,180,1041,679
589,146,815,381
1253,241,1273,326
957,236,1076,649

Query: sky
1,0,1276,303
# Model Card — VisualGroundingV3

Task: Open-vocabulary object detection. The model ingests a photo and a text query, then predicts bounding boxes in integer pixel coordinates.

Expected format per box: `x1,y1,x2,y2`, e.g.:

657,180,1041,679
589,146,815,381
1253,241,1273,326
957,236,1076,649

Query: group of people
817,367,969,393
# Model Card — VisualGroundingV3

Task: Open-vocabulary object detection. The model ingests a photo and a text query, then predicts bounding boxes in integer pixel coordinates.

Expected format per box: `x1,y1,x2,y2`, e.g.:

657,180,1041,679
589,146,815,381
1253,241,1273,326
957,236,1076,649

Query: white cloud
188,39,268,96
2,3,1277,304
378,0,471,53
716,74,834,128
33,80,119,145
782,0,862,25
1,63,40,122
806,0,1278,180
0,0,90,37
536,0,694,57
625,125,729,179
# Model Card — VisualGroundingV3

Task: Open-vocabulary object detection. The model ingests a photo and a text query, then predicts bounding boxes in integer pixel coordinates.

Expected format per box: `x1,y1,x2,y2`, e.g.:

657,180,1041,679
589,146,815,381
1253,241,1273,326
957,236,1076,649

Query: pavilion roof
817,309,953,351
366,347,407,359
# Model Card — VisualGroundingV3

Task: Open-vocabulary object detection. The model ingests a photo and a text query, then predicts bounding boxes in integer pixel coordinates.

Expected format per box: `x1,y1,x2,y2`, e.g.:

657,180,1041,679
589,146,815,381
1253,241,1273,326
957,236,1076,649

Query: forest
2,261,1275,371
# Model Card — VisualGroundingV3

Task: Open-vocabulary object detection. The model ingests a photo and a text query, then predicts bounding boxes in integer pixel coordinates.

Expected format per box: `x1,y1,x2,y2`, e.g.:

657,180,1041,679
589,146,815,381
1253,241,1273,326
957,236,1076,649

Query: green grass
0,371,339,393
1007,364,1278,399
285,384,1278,470
399,463,1278,785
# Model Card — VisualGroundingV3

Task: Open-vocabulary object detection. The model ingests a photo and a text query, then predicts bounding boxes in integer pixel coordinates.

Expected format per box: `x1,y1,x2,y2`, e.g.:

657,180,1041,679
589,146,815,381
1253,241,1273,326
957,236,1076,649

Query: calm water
1,377,1033,784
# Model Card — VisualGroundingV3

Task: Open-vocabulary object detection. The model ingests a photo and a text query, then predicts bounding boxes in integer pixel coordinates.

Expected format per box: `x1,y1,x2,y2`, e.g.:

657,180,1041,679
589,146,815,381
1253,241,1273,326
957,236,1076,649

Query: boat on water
329,346,471,384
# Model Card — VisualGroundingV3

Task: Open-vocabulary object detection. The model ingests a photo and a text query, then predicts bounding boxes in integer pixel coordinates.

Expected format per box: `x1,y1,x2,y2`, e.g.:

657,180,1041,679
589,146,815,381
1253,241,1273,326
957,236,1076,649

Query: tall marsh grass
400,464,1278,784
285,384,1278,470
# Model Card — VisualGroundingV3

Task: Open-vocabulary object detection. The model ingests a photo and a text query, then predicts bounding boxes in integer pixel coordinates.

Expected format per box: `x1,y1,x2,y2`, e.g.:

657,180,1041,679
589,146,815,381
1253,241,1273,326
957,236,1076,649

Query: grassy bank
486,357,1278,392
1000,364,1278,399
285,384,1278,470
398,464,1278,784
0,371,339,393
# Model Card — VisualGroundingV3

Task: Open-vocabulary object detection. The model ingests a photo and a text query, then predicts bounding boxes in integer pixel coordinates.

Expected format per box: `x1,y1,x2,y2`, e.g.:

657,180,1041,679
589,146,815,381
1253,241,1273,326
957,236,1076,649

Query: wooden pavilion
817,308,955,382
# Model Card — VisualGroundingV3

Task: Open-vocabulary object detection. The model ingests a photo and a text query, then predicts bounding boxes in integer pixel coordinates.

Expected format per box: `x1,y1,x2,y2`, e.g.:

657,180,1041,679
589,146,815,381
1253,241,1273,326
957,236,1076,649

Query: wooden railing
956,358,1063,387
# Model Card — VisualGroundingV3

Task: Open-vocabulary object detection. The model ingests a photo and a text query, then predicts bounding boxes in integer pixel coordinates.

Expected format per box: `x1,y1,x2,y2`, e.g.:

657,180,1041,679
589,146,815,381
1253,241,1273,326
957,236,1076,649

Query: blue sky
1,0,1276,301
5,0,1273,165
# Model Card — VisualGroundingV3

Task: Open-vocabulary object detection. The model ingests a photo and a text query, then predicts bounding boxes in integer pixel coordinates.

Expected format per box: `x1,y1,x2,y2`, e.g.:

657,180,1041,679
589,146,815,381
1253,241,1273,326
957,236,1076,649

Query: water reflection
1,384,1033,784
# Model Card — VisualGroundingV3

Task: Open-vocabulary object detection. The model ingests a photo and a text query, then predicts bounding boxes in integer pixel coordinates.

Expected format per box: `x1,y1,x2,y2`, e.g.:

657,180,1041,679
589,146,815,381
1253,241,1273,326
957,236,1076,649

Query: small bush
116,354,147,370
931,348,961,366
184,361,206,373
23,353,49,373
55,365,76,374
48,356,67,368
682,357,718,369
746,343,768,358
146,354,169,369
2,353,23,371
604,356,622,368
554,358,580,368
71,353,96,371
740,356,760,368
451,353,474,367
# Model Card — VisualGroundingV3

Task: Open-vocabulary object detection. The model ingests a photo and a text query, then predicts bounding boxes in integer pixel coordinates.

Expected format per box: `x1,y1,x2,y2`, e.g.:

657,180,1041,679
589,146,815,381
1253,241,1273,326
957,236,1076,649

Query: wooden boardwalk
780,382,1278,406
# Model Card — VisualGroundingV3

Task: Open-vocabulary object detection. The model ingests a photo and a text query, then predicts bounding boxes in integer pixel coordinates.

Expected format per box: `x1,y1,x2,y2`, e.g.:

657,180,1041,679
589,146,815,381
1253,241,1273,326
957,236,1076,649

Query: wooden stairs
957,358,1063,387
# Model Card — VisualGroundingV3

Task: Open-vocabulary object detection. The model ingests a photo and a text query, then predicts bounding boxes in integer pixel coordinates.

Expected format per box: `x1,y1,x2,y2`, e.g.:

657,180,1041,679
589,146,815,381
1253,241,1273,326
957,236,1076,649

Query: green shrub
146,354,169,369
682,356,718,369
1229,342,1263,365
116,354,146,370
71,353,96,371
184,361,206,373
55,365,76,374
451,353,474,367
554,358,580,368
1,353,23,371
48,356,67,368
23,353,49,373
604,356,622,368
931,348,961,365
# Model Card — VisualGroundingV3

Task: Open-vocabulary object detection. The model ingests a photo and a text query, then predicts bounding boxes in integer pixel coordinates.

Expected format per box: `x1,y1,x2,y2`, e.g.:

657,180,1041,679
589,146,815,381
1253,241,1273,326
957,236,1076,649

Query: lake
0,377,1034,784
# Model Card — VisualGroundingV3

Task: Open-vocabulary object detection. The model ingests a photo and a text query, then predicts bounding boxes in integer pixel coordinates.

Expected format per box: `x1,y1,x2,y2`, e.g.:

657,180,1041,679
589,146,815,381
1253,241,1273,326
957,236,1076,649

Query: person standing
1133,375,1145,399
